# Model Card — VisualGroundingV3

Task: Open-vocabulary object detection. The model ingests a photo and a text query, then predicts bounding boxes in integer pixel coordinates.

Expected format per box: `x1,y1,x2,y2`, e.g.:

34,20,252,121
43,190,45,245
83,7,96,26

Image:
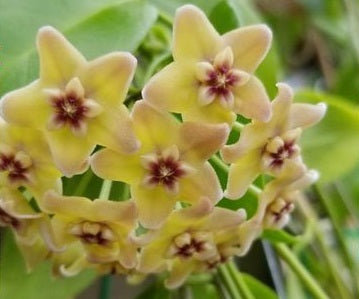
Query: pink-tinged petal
118,239,138,269
131,185,176,229
233,76,271,122
90,105,139,154
200,208,247,231
179,162,223,204
179,122,229,163
223,25,272,73
91,148,143,184
165,259,196,289
269,82,294,132
0,81,49,127
183,101,237,124
289,102,327,129
82,52,136,105
44,130,93,176
236,220,263,256
173,5,223,62
143,62,197,113
225,150,262,199
132,101,180,151
37,26,86,86
221,124,270,163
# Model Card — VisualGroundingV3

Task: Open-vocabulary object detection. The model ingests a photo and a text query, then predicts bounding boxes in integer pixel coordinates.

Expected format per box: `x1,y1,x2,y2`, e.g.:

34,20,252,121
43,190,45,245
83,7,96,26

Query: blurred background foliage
0,0,358,298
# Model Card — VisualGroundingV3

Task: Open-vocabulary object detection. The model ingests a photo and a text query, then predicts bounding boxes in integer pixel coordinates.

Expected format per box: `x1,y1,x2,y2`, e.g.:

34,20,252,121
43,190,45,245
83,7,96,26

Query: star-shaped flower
143,5,272,124
42,191,138,269
0,26,139,176
222,83,326,199
137,198,246,288
0,118,62,205
91,100,228,229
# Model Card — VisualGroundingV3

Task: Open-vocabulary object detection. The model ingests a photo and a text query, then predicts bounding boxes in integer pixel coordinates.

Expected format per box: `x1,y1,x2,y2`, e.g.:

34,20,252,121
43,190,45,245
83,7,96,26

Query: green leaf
209,1,239,34
191,283,220,299
242,273,279,299
135,281,171,299
149,0,222,15
0,230,96,299
0,0,158,95
295,90,359,182
262,229,301,245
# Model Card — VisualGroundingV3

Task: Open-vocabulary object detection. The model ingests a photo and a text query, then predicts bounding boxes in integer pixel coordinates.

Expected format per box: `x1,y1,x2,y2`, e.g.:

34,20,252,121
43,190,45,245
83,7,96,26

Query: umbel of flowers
0,5,326,288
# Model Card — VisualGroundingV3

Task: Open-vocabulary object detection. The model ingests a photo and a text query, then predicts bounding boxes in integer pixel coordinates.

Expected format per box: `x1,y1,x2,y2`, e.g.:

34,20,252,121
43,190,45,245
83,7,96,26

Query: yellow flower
42,190,138,269
91,100,228,229
143,5,272,124
137,198,246,288
222,83,326,199
0,117,62,206
1,26,139,176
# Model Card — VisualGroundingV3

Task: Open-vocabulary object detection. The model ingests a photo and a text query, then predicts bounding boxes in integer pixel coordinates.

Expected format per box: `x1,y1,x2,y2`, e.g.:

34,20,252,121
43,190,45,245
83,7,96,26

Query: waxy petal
165,259,197,289
289,102,327,129
1,81,49,127
132,101,180,151
179,122,230,163
173,5,223,62
225,150,262,199
142,63,197,113
233,76,271,122
82,52,136,105
37,26,86,85
179,162,223,204
131,186,177,229
223,25,272,73
91,148,143,184
44,130,93,176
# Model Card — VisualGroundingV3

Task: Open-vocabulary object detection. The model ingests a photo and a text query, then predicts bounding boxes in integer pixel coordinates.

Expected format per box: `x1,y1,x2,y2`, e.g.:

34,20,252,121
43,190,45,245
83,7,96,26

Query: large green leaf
149,0,221,15
0,0,158,95
0,230,96,299
242,273,279,299
295,90,359,182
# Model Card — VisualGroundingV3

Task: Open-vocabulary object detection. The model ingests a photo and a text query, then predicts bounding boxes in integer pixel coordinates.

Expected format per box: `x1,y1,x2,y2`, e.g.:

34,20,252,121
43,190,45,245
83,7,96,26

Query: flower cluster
0,5,326,288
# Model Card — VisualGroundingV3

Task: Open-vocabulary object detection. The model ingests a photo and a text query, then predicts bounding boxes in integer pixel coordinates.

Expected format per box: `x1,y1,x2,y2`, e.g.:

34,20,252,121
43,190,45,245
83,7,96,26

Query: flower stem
99,274,112,299
73,169,93,196
274,243,330,299
99,179,112,200
226,261,255,299
232,122,245,133
218,266,243,299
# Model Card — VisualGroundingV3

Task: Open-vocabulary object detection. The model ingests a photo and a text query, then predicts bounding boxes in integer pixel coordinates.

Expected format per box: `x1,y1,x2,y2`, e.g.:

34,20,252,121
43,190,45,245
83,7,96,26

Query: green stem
99,274,112,299
99,180,112,200
274,243,330,299
209,154,261,196
226,261,255,299
120,183,130,201
232,122,244,133
218,266,242,299
73,170,93,196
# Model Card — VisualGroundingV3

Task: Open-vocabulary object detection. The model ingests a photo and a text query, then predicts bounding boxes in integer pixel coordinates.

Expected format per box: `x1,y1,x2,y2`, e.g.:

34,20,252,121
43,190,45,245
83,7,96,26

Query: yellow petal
142,62,197,113
223,24,272,73
165,259,197,289
173,5,223,62
178,122,229,163
132,100,180,152
1,81,49,127
289,102,327,129
131,185,176,229
91,148,143,184
90,105,140,154
199,208,247,231
138,241,168,273
81,52,136,106
179,162,223,204
225,150,262,199
37,26,86,86
233,76,271,122
182,100,236,124
44,129,93,176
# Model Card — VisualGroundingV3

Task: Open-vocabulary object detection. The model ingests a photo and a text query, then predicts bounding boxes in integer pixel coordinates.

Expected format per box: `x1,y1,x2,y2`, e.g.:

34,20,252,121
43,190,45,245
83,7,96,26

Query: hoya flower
0,26,139,176
91,100,228,229
143,5,272,124
0,118,61,204
137,198,246,289
222,83,326,199
42,191,138,269
235,161,319,256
